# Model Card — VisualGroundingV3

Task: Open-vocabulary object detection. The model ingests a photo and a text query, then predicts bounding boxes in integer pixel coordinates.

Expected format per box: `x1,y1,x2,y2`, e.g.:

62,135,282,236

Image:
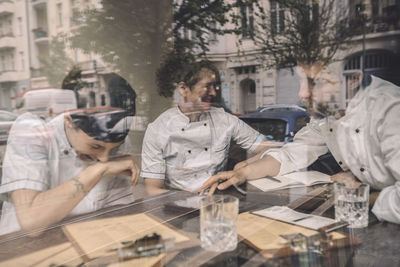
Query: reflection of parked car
0,110,18,145
240,105,310,142
17,89,77,119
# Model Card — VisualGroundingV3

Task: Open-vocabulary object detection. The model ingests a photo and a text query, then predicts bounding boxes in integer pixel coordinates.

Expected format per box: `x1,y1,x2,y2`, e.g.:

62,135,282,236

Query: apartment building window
10,53,14,71
6,18,12,36
209,21,217,41
270,0,285,34
1,55,5,72
182,27,197,41
57,3,63,27
20,52,24,71
17,17,23,36
71,0,80,25
241,4,254,38
344,50,392,105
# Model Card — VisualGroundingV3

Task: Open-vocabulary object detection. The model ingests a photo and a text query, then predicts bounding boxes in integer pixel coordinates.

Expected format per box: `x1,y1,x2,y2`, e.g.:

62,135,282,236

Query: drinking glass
200,195,239,252
334,183,370,228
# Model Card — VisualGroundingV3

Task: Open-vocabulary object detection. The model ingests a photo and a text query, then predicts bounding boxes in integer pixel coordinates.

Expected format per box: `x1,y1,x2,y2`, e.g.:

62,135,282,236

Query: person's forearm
252,140,282,156
244,152,264,165
239,155,281,180
13,163,107,233
146,186,169,196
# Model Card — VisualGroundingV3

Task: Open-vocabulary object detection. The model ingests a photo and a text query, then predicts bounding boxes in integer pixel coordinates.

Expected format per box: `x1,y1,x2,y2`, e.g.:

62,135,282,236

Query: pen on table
265,176,282,183
293,215,313,222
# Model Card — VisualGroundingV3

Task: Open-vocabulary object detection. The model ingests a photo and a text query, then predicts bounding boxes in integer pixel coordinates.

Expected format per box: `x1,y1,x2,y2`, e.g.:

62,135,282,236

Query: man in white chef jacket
141,62,274,195
201,63,400,225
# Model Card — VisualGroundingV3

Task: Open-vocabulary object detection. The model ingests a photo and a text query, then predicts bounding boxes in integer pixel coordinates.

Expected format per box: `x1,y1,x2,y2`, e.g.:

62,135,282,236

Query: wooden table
0,184,399,266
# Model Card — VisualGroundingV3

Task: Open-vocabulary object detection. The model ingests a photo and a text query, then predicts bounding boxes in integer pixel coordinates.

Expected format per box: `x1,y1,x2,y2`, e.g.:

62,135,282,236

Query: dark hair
181,61,220,89
156,52,220,97
70,73,136,143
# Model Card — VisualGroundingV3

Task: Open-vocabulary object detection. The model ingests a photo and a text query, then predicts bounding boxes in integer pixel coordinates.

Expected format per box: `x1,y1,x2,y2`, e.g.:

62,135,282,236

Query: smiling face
179,67,219,111
64,114,123,162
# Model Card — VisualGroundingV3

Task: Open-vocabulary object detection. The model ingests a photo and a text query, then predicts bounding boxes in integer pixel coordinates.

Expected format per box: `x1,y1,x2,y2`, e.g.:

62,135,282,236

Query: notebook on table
248,171,331,192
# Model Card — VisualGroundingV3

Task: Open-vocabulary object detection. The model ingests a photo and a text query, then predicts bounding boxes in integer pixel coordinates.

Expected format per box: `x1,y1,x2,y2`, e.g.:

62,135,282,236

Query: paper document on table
63,213,190,262
237,212,349,257
249,171,331,192
252,206,336,230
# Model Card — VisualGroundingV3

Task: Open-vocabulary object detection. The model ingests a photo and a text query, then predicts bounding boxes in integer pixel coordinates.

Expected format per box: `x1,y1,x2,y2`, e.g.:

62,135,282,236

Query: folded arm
11,156,138,234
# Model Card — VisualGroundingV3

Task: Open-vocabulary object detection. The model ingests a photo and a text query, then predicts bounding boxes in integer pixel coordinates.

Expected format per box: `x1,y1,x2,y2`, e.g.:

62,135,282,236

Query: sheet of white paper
296,216,337,230
283,171,331,186
253,206,336,230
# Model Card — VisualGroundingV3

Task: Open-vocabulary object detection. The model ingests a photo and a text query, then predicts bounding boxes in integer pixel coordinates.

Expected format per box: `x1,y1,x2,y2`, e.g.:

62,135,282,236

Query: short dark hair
181,62,220,90
69,73,135,143
156,52,220,97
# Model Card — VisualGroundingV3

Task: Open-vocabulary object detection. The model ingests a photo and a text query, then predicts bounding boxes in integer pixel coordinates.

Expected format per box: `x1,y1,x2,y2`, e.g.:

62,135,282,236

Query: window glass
0,0,399,250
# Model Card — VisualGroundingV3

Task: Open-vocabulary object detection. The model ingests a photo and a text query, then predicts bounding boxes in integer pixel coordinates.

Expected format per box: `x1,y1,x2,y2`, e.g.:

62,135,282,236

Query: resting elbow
18,217,46,237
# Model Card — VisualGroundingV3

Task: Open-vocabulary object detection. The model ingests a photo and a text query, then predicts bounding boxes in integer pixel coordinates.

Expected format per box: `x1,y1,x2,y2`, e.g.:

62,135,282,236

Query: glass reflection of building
0,0,398,115
0,0,112,111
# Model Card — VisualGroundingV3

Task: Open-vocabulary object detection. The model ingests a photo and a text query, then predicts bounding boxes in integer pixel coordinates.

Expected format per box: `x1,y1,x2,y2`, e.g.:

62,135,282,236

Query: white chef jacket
0,113,135,235
264,76,400,224
141,107,263,192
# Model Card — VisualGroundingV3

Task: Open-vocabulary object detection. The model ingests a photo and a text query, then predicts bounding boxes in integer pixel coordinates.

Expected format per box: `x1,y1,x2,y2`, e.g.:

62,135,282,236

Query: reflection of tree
62,65,88,108
157,0,235,98
248,0,354,108
172,0,232,55
62,65,87,91
252,0,352,68
70,1,173,120
70,0,235,120
39,35,74,88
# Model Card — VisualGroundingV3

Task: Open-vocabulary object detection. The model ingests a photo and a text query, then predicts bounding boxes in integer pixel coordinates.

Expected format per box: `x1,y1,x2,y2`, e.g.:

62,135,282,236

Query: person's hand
200,170,246,196
233,161,248,170
103,155,139,186
331,171,361,188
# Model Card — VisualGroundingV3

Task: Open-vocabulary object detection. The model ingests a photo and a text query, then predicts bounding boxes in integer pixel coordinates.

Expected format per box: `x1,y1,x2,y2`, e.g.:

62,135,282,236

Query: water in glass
335,196,369,228
334,183,369,228
200,195,238,252
200,219,237,251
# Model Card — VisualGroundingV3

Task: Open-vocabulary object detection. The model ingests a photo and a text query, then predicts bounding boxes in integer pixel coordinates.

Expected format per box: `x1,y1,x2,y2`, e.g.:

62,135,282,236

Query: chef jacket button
64,150,69,155
204,148,208,151
338,161,342,165
355,128,360,133
329,128,333,132
188,150,191,154
360,167,365,172
181,128,185,131
204,123,207,126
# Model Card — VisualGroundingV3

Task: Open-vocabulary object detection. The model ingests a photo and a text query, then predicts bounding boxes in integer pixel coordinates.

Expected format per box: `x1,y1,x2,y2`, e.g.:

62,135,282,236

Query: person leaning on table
0,76,139,236
201,63,400,225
